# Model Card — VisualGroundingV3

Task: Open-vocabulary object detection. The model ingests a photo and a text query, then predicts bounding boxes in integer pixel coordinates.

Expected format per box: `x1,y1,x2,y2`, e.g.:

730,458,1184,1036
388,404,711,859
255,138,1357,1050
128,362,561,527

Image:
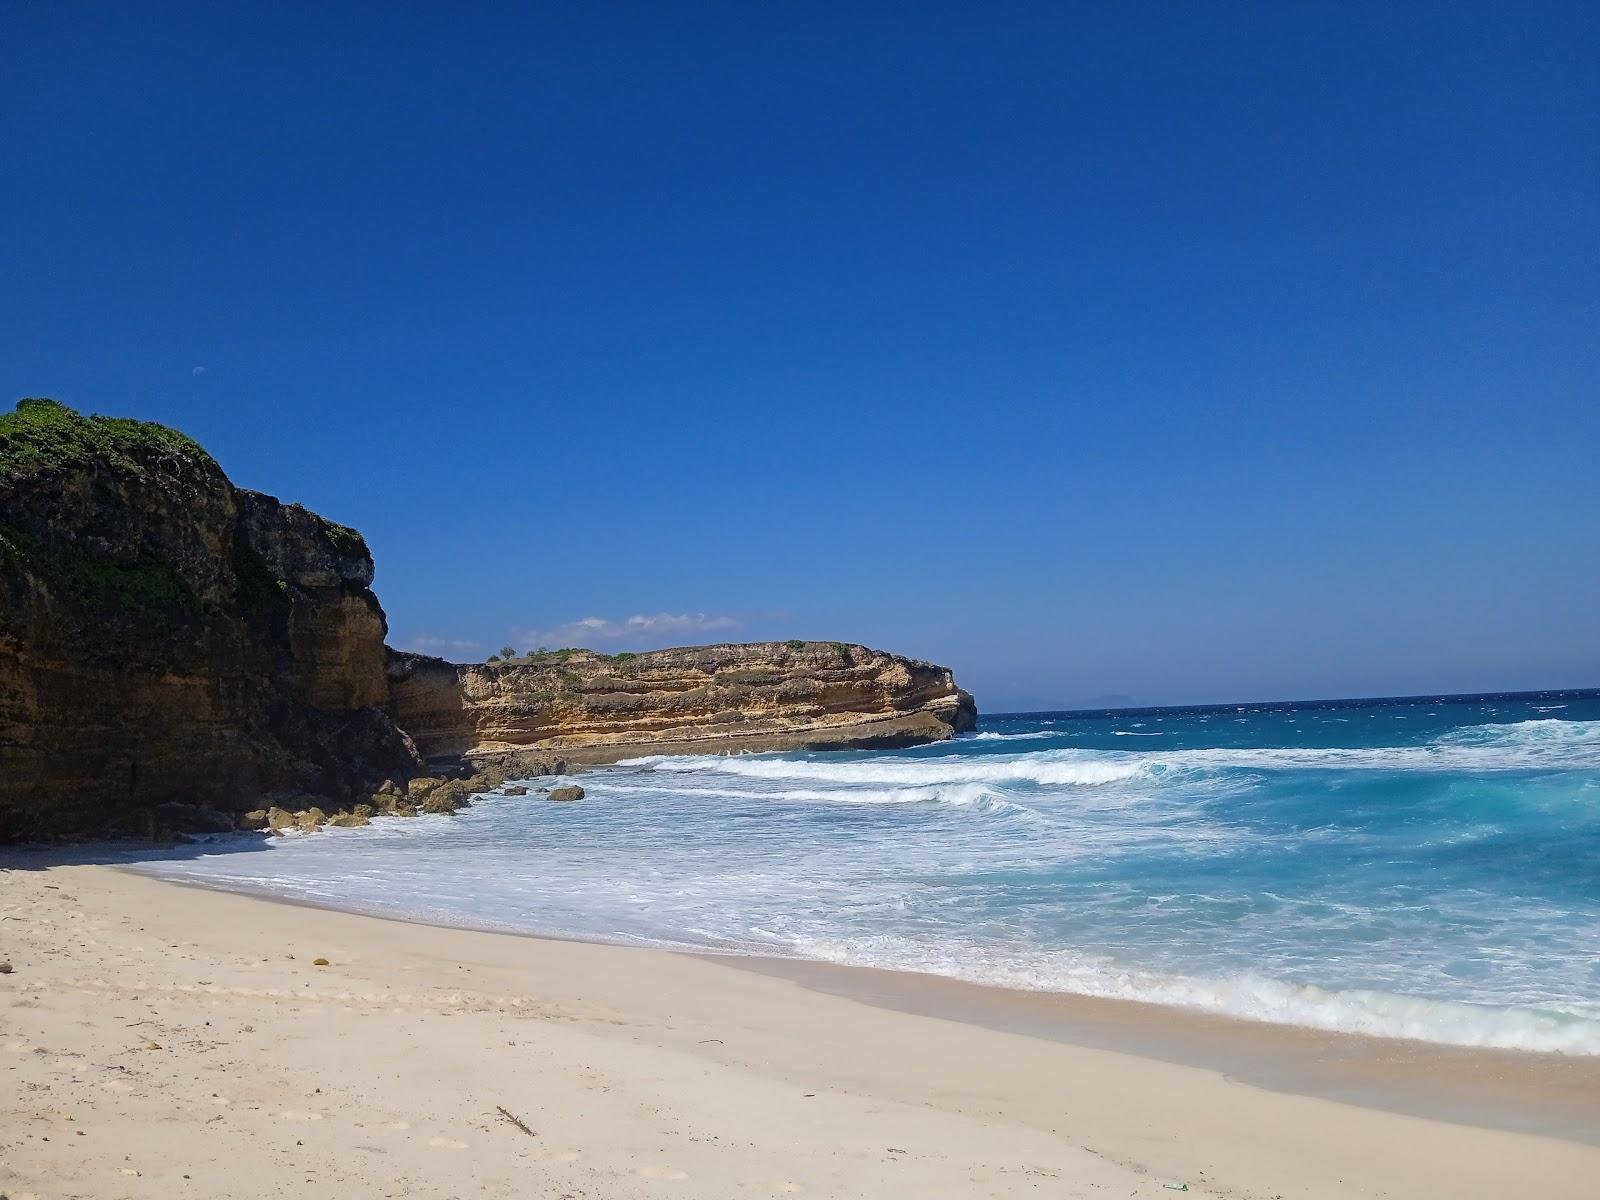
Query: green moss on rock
321,521,367,556
0,398,216,481
0,519,201,623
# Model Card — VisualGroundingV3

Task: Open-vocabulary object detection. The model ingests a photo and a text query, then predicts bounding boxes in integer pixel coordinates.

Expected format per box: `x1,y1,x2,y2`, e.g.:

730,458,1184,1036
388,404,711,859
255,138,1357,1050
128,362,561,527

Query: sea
129,690,1600,1055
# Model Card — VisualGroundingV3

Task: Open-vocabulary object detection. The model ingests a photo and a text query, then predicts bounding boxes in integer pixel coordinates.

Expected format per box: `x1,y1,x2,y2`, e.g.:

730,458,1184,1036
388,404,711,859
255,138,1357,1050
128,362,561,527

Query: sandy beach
3,859,1597,1199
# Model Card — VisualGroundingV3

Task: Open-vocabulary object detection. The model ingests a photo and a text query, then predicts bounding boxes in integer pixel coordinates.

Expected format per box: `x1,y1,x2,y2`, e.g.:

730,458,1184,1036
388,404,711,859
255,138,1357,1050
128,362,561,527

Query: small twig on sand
496,1105,536,1137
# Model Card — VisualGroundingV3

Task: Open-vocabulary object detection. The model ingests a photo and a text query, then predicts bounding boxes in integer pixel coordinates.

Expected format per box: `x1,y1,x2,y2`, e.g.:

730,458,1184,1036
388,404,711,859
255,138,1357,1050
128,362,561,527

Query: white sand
3,861,1598,1199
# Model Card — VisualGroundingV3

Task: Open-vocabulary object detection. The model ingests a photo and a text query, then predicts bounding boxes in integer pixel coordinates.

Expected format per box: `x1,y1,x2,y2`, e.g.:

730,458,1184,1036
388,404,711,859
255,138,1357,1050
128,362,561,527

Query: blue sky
4,2,1596,710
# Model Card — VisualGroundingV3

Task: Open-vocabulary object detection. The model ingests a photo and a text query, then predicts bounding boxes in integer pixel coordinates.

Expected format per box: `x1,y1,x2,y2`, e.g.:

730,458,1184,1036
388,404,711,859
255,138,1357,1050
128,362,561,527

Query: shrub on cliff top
0,398,216,481
322,521,367,557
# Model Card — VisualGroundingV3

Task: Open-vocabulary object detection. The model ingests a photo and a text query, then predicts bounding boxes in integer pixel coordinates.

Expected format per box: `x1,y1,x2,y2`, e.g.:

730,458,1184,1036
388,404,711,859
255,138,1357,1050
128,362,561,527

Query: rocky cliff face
0,398,979,839
387,641,978,762
0,399,418,839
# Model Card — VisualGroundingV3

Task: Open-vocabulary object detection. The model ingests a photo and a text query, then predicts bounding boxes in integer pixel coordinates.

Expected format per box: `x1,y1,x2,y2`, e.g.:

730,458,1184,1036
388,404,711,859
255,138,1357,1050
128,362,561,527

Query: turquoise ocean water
133,690,1600,1054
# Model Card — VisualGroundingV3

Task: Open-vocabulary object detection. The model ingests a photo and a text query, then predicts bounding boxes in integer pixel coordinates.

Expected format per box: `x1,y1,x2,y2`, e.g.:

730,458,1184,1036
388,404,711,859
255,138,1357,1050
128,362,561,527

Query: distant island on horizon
991,685,1599,720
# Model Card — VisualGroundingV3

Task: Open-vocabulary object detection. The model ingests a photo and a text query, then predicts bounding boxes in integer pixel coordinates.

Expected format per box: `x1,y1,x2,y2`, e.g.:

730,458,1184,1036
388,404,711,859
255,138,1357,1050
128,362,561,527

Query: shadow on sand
0,831,279,873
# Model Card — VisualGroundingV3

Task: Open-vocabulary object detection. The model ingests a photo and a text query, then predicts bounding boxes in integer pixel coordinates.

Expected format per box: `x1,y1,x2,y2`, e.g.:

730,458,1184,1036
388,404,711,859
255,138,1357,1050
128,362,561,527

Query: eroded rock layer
0,399,418,839
387,642,978,761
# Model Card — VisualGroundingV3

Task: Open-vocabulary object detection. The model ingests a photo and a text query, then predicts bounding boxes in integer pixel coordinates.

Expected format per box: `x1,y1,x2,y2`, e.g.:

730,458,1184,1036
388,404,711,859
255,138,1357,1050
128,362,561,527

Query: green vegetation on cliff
0,519,201,622
323,521,367,556
0,398,216,481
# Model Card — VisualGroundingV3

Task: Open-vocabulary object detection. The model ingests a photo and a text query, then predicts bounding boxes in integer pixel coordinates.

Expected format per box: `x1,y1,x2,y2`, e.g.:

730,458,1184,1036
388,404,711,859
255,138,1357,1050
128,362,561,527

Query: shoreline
5,861,1600,1198
118,859,1600,1147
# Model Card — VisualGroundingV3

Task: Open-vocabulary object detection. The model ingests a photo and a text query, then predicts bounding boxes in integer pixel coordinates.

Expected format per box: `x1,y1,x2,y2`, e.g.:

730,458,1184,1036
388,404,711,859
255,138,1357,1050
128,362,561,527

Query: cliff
0,397,978,839
0,399,418,839
387,642,978,762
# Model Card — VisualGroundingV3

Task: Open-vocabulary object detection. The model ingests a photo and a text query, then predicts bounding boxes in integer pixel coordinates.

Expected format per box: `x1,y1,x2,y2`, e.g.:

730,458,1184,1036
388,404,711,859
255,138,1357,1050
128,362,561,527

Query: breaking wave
626,719,1600,790
131,699,1600,1057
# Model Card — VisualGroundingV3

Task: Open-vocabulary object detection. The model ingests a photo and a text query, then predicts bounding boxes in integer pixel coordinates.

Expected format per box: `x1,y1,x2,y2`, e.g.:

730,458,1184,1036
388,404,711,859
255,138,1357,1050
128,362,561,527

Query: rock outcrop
0,397,979,840
387,642,977,762
0,399,419,839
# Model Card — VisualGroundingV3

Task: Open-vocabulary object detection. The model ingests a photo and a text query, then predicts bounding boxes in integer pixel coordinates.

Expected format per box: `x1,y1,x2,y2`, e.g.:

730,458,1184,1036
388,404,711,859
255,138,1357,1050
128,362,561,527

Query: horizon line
988,685,1599,720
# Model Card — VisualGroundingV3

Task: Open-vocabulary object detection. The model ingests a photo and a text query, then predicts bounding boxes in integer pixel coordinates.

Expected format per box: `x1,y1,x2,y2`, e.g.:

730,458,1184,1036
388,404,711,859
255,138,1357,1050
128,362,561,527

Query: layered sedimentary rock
0,399,418,839
387,642,978,762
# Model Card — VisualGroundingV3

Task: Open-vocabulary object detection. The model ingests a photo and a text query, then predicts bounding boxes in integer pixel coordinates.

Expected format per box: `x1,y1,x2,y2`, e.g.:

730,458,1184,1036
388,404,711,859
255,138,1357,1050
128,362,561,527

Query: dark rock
151,803,237,833
0,399,420,841
546,785,584,803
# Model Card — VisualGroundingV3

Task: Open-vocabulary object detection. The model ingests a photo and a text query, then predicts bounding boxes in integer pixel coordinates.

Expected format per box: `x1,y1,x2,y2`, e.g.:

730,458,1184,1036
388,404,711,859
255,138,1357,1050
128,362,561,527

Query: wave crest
624,719,1600,792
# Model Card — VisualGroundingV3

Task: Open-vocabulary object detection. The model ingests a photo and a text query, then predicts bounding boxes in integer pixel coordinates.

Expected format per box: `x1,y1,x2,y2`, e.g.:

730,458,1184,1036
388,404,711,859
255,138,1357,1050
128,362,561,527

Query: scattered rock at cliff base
327,812,369,828
470,750,569,779
546,785,584,803
502,785,529,796
265,807,295,831
421,783,472,814
406,776,445,799
369,780,405,806
294,808,328,832
466,765,508,791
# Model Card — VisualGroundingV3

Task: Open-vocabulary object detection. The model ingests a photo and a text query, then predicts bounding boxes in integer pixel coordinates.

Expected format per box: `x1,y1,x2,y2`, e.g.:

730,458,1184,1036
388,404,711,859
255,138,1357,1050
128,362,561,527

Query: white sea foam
789,934,1600,1055
625,720,1600,790
132,710,1600,1059
627,752,1149,787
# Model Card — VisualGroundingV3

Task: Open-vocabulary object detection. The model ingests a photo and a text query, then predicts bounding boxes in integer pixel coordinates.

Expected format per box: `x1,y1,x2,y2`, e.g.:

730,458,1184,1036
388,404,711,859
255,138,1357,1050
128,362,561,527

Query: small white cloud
191,365,207,377
517,612,742,651
401,634,482,656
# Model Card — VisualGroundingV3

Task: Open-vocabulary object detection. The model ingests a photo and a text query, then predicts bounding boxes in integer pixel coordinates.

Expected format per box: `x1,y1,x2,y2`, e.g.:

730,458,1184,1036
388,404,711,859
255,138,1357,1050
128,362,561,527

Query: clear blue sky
4,2,1596,710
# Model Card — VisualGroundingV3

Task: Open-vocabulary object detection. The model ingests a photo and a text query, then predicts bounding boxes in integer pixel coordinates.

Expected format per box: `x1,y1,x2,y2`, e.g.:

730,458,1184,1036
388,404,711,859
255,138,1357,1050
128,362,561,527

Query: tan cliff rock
387,641,977,763
0,399,418,839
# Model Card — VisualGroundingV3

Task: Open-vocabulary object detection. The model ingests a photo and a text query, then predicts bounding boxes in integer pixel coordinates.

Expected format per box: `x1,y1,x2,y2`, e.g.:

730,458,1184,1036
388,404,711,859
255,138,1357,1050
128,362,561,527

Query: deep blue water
134,690,1600,1053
